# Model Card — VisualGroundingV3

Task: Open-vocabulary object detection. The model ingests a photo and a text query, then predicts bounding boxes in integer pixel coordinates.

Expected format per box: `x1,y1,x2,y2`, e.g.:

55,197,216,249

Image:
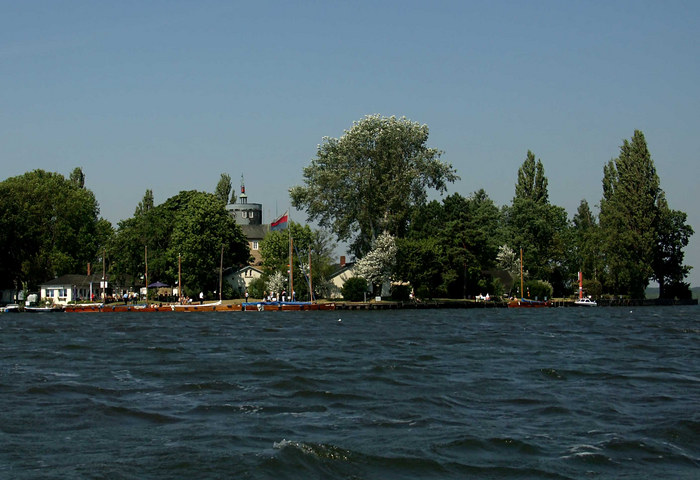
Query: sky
2,1,699,286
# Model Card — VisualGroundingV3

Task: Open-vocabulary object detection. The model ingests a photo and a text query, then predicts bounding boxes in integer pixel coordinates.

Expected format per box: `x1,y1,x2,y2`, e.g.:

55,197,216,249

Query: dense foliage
396,190,502,298
599,131,693,298
110,190,250,297
0,169,111,290
1,126,693,302
341,277,369,302
260,222,337,300
290,115,459,257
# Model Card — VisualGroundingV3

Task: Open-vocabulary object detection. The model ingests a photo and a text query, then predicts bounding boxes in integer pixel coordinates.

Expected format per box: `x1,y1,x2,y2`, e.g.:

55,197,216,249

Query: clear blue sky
2,1,699,286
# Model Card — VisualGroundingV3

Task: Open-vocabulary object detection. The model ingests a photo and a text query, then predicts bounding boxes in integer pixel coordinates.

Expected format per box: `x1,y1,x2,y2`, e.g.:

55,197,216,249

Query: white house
328,258,356,299
40,274,137,305
224,265,264,296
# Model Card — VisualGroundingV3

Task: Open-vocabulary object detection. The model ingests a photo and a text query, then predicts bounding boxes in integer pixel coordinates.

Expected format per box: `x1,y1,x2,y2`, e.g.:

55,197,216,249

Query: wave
270,438,570,480
91,401,181,425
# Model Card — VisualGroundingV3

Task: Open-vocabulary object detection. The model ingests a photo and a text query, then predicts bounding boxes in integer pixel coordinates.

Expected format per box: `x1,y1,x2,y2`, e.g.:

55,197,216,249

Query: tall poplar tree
214,173,233,205
571,199,601,278
503,151,570,295
515,150,548,204
599,130,660,297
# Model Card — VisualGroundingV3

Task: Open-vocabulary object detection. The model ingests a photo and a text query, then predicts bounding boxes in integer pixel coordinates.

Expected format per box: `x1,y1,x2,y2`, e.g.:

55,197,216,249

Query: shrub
247,276,266,299
582,279,602,298
524,279,553,300
341,277,368,302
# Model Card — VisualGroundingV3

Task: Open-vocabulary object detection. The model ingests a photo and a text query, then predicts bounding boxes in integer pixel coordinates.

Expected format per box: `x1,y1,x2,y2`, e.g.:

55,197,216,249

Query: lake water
1,307,698,479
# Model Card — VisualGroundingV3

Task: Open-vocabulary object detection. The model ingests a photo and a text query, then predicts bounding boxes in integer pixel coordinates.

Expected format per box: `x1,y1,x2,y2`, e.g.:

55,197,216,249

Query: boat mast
219,244,224,301
102,248,106,301
308,250,313,302
520,247,524,299
178,253,182,300
289,235,294,299
578,271,583,300
145,245,148,300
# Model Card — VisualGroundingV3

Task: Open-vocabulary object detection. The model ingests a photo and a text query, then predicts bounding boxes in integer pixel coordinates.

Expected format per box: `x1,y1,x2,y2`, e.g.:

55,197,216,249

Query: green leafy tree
261,222,314,273
341,277,368,302
395,237,445,299
571,199,602,281
69,167,85,188
0,169,111,290
111,190,249,296
652,194,694,298
134,189,154,216
502,152,571,295
515,150,548,204
599,130,661,297
441,191,501,297
290,114,458,256
397,190,502,298
167,192,249,296
215,173,232,205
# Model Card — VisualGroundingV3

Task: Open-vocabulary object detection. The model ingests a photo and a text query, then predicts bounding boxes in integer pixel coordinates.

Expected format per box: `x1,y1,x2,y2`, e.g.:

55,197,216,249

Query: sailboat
508,248,550,308
574,271,597,306
240,220,335,311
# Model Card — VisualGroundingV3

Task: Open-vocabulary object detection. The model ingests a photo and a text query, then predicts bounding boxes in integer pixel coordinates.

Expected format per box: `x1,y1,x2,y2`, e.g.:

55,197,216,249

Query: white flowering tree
355,231,397,296
290,115,458,257
267,270,286,297
496,245,519,279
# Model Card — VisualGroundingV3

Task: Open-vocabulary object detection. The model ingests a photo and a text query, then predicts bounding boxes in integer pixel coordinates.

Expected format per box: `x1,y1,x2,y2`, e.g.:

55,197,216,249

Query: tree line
0,116,693,300
290,116,693,300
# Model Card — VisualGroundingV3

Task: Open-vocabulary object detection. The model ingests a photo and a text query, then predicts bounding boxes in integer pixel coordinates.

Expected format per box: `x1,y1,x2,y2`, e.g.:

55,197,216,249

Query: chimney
87,263,91,275
340,256,346,267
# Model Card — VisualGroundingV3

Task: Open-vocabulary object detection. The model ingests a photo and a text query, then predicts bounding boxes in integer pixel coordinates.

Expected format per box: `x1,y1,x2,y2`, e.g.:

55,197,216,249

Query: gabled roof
235,265,264,275
240,224,269,240
328,262,356,280
41,274,103,287
40,274,140,288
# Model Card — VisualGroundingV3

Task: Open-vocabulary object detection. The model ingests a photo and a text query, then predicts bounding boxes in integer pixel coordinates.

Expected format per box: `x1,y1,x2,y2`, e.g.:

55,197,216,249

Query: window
242,211,247,218
252,241,259,250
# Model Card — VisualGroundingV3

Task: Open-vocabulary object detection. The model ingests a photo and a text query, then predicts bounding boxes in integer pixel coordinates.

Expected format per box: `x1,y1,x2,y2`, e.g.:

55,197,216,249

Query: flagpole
289,232,293,302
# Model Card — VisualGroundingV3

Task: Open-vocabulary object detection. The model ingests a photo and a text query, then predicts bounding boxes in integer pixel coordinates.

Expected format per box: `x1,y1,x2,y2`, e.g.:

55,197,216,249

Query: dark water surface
1,307,698,479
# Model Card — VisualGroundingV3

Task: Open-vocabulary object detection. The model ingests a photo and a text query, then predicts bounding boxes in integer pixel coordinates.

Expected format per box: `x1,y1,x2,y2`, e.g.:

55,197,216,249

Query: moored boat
507,248,551,308
574,297,597,307
242,301,336,311
170,300,224,312
508,298,550,308
24,306,64,313
574,272,597,306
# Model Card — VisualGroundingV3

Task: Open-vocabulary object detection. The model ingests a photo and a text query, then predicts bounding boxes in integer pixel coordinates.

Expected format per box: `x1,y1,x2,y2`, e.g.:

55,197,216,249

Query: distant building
227,177,263,227
328,256,356,299
224,265,264,296
226,177,269,266
39,274,140,305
